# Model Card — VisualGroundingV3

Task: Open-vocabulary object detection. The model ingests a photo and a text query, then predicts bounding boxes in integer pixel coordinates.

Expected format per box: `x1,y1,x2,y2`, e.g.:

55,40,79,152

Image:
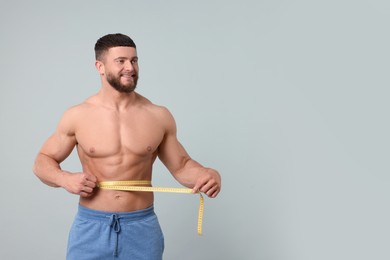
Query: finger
192,186,200,193
210,191,219,198
82,185,94,193
193,179,210,193
85,174,97,182
79,191,91,198
77,183,93,194
84,180,97,188
192,179,204,193
210,187,221,198
199,179,217,193
81,172,96,183
206,184,217,195
204,185,219,197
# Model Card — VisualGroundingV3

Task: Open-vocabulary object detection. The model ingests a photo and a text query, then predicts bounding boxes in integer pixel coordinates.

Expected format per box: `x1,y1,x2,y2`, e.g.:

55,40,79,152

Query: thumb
192,181,202,194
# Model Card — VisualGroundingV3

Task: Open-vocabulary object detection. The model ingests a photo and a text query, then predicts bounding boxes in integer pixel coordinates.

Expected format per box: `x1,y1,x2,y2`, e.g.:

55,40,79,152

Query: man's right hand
61,172,97,197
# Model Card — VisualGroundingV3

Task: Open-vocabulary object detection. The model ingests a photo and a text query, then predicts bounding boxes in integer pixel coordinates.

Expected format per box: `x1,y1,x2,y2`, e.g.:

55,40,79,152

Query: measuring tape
97,180,204,235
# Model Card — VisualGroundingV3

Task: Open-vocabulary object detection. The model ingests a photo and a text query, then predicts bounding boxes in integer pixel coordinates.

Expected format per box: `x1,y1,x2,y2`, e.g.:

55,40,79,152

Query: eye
116,59,125,64
131,59,138,64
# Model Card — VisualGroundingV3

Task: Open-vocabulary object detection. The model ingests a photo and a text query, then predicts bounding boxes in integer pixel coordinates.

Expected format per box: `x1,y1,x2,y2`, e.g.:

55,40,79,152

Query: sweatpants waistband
76,204,155,223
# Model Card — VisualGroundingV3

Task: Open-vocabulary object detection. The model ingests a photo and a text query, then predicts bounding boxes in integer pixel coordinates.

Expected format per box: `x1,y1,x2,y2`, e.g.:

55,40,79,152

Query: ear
95,60,105,75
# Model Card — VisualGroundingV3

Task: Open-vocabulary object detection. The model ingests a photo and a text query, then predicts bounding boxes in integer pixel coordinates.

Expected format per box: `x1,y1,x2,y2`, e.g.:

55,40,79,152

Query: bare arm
33,108,96,197
157,108,221,198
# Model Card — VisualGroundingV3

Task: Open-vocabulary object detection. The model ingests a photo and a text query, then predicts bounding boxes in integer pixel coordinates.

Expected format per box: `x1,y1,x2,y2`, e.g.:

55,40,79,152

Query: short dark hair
94,33,136,61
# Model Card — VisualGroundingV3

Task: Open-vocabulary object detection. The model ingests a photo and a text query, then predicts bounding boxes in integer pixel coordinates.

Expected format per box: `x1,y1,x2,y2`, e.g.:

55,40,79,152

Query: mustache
120,71,138,77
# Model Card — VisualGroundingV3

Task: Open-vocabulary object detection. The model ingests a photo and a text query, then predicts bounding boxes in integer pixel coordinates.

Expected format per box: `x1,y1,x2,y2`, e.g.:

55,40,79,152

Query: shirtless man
33,33,221,260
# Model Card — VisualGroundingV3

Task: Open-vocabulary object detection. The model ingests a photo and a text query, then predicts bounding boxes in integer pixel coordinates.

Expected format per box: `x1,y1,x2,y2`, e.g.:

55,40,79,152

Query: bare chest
75,110,164,158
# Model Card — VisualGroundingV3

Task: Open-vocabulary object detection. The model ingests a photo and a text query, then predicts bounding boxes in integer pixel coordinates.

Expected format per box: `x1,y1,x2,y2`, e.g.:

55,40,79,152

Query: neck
97,83,137,111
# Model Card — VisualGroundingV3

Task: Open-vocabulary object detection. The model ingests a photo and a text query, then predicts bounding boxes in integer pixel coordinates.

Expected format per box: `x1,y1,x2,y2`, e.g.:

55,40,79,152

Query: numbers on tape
97,180,204,235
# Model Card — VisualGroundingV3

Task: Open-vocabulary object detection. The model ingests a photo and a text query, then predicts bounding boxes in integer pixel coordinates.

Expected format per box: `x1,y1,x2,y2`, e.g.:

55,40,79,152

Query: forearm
33,153,68,188
172,158,211,188
172,158,221,198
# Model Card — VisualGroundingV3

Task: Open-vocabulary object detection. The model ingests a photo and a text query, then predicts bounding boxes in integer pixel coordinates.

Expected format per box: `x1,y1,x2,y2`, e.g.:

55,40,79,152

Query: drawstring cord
108,214,121,257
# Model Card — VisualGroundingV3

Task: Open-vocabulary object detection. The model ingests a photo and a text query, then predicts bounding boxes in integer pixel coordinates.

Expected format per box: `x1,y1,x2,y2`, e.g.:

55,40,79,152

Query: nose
124,60,134,72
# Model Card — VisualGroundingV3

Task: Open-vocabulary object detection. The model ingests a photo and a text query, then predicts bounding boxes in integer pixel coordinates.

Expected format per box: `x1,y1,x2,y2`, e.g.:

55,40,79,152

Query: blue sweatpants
67,205,164,260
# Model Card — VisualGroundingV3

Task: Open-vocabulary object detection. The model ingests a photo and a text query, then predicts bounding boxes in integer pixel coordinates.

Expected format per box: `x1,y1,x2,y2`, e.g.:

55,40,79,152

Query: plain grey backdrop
1,0,389,259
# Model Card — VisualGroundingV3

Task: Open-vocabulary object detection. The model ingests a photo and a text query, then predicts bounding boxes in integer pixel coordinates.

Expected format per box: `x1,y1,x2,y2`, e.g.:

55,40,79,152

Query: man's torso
72,94,168,212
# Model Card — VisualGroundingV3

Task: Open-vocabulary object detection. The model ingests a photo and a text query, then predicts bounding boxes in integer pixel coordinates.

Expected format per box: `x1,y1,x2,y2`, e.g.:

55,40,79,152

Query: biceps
39,132,77,163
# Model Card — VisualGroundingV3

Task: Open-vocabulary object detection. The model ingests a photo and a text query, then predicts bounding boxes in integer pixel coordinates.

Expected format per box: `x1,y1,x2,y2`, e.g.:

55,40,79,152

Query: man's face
100,46,139,93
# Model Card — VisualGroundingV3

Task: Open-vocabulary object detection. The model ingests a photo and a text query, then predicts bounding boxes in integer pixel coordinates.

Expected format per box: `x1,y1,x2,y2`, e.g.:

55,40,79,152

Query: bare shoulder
136,93,176,131
62,100,92,120
57,97,97,133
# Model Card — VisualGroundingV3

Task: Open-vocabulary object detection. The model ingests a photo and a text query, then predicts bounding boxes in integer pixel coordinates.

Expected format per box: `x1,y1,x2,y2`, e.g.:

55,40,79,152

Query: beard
106,71,138,93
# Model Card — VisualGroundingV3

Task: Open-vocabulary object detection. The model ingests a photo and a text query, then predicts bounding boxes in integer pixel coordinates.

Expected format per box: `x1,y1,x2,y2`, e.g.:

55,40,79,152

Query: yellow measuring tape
97,180,204,235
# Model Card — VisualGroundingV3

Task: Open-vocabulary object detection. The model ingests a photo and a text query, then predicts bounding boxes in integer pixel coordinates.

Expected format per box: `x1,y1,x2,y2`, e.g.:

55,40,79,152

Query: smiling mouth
121,74,136,80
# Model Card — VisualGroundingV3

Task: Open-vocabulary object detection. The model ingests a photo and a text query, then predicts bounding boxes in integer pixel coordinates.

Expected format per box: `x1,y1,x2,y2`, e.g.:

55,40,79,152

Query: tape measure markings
97,180,204,235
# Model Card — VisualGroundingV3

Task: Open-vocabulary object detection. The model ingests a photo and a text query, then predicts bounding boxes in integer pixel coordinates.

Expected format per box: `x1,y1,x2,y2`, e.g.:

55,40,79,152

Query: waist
76,204,156,222
80,183,154,212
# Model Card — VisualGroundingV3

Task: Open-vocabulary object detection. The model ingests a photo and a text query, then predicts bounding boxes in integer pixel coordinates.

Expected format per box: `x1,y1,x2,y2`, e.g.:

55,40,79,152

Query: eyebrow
114,56,138,61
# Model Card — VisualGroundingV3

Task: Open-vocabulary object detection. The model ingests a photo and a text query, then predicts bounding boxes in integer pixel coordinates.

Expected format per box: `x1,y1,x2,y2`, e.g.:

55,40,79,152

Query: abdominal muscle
80,189,154,212
77,147,157,212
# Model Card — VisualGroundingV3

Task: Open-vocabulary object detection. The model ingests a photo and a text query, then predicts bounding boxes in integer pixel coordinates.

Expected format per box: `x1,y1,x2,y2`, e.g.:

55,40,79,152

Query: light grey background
1,0,389,259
